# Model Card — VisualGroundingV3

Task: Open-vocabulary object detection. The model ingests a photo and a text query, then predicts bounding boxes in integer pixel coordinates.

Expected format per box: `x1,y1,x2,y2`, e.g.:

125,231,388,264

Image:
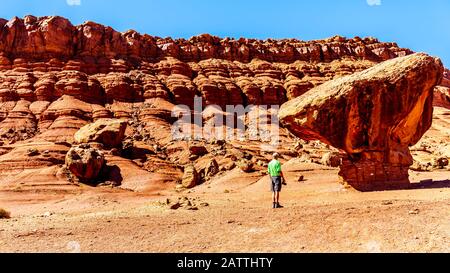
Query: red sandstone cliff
0,16,412,63
0,15,415,108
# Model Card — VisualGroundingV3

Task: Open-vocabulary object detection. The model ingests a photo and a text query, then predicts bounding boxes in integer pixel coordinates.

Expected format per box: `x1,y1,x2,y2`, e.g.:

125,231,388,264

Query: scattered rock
109,148,121,156
42,211,52,217
205,159,219,178
224,154,237,161
97,180,120,187
408,209,420,215
434,157,449,169
189,144,208,156
210,139,225,146
27,148,40,156
164,196,203,211
189,154,199,161
225,162,236,170
294,142,303,150
297,175,305,182
169,202,181,210
381,201,393,205
132,133,143,141
242,152,253,160
321,152,341,167
411,161,433,172
298,153,312,163
256,160,267,167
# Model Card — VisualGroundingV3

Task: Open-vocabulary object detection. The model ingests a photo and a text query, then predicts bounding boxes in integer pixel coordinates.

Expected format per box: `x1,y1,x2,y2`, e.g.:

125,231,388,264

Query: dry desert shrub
0,208,11,219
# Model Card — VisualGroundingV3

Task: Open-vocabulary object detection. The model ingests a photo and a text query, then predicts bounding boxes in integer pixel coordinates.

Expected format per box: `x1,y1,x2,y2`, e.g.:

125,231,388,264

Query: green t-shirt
268,159,282,177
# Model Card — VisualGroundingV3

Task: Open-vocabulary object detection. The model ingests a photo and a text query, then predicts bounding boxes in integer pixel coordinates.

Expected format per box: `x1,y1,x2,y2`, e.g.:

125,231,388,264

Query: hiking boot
273,202,277,209
276,203,284,208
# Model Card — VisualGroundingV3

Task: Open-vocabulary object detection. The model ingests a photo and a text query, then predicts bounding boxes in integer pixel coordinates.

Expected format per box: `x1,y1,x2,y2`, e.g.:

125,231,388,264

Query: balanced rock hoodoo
279,53,443,191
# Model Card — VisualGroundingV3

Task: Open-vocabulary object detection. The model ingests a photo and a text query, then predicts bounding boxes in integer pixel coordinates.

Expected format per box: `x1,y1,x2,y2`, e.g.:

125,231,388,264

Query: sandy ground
0,161,448,253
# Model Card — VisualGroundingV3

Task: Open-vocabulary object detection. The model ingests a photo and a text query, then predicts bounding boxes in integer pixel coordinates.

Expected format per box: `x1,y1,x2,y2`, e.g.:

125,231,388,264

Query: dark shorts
270,176,282,192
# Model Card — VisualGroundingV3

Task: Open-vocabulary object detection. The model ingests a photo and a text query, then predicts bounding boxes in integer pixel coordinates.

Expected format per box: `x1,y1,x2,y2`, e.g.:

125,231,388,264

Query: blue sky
1,0,449,66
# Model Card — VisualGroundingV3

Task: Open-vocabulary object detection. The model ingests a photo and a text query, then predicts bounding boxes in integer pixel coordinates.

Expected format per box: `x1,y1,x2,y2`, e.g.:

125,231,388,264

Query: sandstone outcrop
279,53,444,191
435,157,449,169
74,118,127,148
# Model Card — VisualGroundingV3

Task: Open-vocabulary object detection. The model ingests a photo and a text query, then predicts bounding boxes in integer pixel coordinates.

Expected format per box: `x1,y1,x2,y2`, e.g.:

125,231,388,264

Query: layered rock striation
0,16,411,64
0,16,413,111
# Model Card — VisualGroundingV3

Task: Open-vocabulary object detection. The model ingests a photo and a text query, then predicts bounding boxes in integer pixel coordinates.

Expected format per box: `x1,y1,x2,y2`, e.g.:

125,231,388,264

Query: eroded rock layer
0,16,415,110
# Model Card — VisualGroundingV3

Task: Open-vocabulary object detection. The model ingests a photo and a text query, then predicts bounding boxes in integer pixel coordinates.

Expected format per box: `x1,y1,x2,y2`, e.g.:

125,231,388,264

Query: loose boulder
74,118,127,148
279,53,444,191
204,158,219,178
65,144,105,182
189,144,208,156
434,157,449,169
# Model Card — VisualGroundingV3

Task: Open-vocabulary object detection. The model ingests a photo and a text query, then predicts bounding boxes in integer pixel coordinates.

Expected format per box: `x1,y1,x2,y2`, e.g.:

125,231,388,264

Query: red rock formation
279,53,444,191
0,15,447,192
0,16,414,109
65,144,105,182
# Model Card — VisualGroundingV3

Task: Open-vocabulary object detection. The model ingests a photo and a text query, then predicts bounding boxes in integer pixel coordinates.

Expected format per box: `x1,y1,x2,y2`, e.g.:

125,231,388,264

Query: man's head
272,152,280,160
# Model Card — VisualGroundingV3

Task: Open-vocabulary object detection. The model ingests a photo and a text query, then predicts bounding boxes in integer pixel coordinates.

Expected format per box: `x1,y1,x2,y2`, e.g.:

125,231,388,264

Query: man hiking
268,153,286,209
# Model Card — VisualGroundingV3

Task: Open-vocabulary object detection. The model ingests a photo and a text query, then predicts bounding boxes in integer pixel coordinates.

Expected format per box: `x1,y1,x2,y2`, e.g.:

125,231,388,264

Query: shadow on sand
409,179,450,189
97,165,123,187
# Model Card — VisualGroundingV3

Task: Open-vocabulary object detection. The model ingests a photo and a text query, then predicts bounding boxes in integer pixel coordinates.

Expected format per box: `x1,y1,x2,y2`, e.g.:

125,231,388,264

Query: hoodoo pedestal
338,152,412,191
279,53,443,191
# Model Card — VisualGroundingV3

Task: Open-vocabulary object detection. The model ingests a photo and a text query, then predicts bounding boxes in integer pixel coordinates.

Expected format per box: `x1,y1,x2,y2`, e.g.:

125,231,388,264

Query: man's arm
280,171,287,185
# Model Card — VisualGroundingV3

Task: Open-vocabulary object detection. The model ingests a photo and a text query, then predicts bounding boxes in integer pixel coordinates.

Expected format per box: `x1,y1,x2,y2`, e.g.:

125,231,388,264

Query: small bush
0,208,11,219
